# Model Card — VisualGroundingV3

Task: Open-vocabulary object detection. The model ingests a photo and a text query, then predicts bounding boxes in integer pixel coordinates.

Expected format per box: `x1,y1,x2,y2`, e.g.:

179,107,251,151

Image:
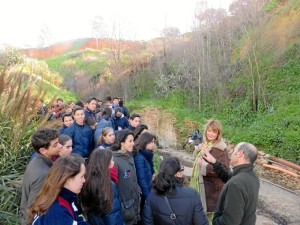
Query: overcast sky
0,0,233,48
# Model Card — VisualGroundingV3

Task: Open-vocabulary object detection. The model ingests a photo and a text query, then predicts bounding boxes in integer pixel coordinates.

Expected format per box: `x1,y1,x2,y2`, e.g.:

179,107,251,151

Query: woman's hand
202,148,217,164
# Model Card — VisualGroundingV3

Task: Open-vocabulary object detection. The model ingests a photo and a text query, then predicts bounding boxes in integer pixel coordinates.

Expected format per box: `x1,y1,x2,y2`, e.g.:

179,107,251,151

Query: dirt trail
136,106,300,225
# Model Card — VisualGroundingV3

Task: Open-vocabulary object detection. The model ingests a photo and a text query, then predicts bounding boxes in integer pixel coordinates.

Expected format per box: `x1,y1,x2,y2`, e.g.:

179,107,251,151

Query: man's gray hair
238,142,258,164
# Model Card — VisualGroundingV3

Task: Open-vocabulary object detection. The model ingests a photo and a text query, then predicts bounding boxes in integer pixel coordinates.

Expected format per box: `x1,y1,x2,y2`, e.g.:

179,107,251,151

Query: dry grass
0,65,57,224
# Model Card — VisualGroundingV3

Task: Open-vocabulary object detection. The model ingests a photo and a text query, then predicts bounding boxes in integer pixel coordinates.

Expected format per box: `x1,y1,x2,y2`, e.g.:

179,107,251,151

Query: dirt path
135,106,300,225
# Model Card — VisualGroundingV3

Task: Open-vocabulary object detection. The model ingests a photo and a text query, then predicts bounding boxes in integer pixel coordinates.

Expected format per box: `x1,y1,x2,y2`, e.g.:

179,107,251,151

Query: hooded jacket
113,150,141,225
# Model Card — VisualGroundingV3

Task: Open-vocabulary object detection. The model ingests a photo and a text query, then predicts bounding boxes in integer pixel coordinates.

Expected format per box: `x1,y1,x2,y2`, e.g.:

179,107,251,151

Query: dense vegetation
0,0,299,224
0,48,77,224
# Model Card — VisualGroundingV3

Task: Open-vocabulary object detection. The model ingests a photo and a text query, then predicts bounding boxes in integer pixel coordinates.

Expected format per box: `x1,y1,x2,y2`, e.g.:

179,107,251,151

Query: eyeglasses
179,166,184,172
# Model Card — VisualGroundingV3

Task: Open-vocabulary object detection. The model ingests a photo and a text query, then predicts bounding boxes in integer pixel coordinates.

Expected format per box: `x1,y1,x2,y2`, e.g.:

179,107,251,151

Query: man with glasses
203,142,259,225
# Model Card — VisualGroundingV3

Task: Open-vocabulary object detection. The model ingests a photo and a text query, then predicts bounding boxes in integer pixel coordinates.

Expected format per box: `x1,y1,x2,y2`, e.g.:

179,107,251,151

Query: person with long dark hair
81,148,124,225
111,130,141,225
133,132,156,211
143,156,209,225
28,155,88,225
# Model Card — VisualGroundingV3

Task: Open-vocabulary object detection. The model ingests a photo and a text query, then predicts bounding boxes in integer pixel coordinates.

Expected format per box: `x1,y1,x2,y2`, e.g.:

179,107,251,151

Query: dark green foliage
128,42,300,162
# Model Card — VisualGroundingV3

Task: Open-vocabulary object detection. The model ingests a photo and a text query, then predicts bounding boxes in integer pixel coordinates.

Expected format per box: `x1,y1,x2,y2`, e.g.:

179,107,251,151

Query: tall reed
0,66,55,224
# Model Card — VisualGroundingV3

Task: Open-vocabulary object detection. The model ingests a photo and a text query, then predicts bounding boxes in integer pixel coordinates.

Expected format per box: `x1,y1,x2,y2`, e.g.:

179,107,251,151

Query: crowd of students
20,96,260,225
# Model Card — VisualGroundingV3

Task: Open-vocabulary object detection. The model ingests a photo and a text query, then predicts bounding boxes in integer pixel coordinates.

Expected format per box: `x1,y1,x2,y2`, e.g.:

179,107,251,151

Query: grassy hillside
45,48,108,77
127,1,300,162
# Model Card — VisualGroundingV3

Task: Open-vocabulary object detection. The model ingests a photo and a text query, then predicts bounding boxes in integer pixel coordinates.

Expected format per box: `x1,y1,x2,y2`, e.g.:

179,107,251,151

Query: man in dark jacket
65,106,94,158
84,97,98,122
20,128,60,225
203,142,259,225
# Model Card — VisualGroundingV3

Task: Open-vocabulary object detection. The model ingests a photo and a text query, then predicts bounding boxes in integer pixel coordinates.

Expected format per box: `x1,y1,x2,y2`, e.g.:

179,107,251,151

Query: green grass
45,54,72,72
264,0,280,11
46,49,108,78
42,81,78,102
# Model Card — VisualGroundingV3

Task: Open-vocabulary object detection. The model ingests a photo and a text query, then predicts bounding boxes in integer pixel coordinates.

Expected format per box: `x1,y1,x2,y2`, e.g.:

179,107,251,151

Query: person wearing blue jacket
113,107,129,131
64,106,94,158
98,127,115,149
28,155,89,225
81,148,125,225
133,132,156,204
58,112,74,134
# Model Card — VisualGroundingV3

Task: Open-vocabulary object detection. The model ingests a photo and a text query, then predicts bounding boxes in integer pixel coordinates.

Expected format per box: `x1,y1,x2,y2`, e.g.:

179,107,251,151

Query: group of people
20,96,260,225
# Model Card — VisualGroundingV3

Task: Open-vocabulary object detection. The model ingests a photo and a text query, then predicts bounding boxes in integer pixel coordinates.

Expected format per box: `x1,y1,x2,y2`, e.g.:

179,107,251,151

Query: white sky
0,0,233,48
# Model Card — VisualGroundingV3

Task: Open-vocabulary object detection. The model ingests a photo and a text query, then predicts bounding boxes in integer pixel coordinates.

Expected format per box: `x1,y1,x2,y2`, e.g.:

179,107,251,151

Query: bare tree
91,16,107,50
38,24,51,58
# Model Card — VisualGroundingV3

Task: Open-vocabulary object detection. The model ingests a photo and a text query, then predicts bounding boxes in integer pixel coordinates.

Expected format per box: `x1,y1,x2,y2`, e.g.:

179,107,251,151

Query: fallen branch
269,157,300,172
263,164,299,178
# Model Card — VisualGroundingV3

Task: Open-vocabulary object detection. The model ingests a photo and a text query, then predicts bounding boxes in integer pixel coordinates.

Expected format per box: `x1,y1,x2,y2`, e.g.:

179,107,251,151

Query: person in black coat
143,156,209,225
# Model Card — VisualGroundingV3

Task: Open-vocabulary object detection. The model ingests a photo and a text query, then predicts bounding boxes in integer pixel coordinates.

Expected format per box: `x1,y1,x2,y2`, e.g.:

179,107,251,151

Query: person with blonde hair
190,119,230,222
98,127,115,149
28,155,88,225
